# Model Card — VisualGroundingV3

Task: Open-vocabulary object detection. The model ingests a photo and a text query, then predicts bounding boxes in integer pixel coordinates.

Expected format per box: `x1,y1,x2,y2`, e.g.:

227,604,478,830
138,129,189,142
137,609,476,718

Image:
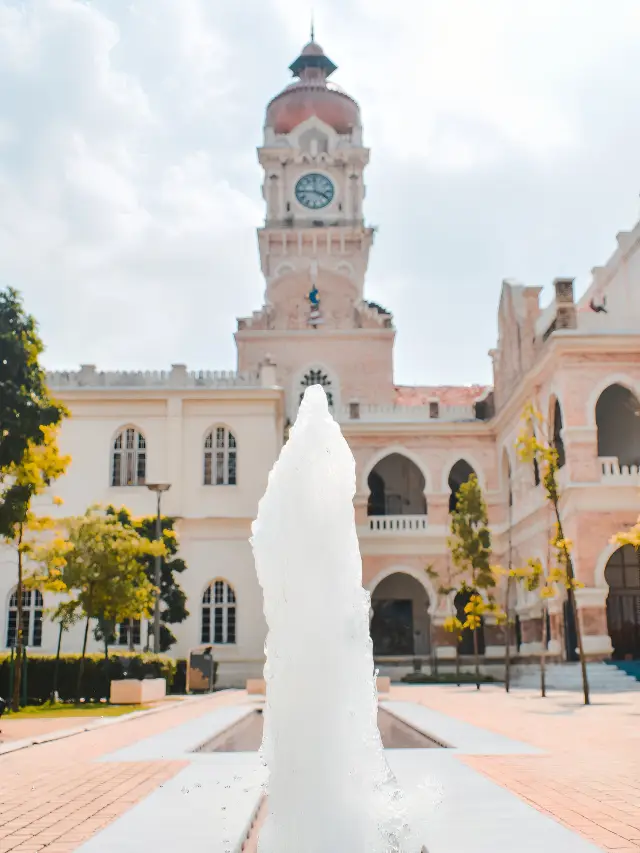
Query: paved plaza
0,685,636,853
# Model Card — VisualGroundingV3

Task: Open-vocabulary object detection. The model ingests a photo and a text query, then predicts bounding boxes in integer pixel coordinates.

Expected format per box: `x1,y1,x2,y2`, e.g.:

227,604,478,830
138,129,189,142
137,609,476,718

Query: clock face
295,173,335,210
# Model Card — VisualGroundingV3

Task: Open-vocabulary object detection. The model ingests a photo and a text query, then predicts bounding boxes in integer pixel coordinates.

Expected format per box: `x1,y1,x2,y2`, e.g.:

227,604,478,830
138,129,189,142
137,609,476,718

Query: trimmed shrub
171,659,187,695
0,652,177,705
401,671,498,684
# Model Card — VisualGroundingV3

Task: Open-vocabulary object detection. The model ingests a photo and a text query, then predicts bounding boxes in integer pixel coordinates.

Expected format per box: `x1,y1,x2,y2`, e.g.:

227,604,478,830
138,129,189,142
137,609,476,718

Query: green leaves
448,474,495,591
0,288,67,535
37,506,163,631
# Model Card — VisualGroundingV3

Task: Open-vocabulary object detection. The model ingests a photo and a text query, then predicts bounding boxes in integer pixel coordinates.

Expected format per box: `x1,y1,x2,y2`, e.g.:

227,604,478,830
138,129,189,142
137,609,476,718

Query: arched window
551,398,566,469
367,454,427,516
596,384,640,469
201,580,236,644
7,589,43,648
204,427,237,486
502,450,513,509
112,427,146,486
448,459,476,513
299,369,333,408
605,544,640,660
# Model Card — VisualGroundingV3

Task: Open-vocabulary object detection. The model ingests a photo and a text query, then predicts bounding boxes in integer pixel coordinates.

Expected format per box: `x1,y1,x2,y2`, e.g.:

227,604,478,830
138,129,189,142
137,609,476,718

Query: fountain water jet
251,385,411,853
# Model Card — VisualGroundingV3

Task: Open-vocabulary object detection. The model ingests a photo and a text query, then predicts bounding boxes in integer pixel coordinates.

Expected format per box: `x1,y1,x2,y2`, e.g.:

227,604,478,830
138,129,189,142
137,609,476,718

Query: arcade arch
367,453,427,516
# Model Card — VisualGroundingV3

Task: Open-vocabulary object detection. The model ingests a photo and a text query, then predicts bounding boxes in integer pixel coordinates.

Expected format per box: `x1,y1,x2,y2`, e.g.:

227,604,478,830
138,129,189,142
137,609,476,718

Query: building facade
4,38,640,685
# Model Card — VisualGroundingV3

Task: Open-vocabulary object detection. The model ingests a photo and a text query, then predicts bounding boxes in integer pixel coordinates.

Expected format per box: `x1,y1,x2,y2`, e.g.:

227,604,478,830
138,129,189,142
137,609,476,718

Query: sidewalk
391,684,640,852
0,691,242,853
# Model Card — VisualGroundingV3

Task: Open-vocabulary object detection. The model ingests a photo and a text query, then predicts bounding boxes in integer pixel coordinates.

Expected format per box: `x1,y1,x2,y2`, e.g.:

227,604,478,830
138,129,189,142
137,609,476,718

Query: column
484,616,507,660
166,395,183,516
424,493,449,533
562,425,600,484
517,605,543,656
432,617,457,660
574,587,613,658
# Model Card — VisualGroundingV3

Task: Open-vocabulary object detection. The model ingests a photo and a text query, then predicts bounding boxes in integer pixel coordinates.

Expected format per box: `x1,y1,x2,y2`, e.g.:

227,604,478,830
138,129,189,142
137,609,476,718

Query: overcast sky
2,0,640,386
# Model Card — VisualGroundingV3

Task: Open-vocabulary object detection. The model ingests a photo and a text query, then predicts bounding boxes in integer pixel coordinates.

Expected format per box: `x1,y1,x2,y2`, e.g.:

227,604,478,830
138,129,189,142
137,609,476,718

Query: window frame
201,580,237,645
204,426,237,486
111,426,147,487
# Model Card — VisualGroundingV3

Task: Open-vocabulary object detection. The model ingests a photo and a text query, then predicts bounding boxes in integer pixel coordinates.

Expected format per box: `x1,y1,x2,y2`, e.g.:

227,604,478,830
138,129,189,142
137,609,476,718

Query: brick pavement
391,684,640,852
0,691,243,853
3,684,638,852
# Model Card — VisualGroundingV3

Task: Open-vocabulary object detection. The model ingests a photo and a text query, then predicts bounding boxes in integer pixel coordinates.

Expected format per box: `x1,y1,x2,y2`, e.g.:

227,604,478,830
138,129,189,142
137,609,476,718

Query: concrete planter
110,677,166,705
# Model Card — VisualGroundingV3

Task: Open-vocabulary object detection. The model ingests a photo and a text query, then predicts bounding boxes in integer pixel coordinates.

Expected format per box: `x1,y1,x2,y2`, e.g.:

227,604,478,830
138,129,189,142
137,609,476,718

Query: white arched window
204,427,237,486
201,580,236,645
112,427,146,486
7,588,43,648
299,368,334,407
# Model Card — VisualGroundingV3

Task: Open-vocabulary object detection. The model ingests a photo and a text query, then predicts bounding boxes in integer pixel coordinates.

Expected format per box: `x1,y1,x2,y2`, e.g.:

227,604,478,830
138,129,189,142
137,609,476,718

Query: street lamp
146,483,171,654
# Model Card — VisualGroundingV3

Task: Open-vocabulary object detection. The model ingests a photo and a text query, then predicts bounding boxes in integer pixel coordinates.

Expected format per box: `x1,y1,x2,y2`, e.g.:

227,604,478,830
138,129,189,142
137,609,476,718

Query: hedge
0,652,179,705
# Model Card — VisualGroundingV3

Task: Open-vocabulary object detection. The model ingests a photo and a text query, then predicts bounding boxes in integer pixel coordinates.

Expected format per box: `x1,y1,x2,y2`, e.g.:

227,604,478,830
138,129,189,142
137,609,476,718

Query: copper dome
265,40,360,135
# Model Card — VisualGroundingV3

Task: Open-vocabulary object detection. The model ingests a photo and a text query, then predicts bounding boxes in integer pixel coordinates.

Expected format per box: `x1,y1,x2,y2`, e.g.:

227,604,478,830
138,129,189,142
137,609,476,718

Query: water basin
195,707,448,752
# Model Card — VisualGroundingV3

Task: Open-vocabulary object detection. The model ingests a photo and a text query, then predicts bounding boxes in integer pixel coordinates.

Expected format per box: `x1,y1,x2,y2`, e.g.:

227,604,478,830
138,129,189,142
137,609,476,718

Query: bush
171,659,187,695
0,652,178,704
401,671,498,684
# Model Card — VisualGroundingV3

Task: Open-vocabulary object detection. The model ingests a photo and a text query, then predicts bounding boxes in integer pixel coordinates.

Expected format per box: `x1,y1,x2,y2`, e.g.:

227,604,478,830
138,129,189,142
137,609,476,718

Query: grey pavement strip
76,759,265,853
98,702,256,762
389,750,603,853
381,700,542,755
76,699,605,853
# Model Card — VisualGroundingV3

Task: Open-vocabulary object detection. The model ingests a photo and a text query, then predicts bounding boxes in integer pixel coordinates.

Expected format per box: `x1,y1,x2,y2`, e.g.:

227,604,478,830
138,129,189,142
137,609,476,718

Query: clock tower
235,36,396,417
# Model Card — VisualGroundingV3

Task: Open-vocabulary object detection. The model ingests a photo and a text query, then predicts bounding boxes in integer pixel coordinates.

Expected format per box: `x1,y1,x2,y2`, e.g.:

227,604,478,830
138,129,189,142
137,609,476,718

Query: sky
1,0,640,386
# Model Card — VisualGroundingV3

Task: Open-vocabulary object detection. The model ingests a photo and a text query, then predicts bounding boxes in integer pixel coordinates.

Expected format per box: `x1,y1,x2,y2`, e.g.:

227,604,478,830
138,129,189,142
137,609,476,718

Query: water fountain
251,385,412,853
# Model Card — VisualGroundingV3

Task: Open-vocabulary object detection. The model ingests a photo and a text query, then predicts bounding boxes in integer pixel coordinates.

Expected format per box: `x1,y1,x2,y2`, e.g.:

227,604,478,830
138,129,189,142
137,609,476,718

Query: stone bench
110,678,166,705
245,676,391,696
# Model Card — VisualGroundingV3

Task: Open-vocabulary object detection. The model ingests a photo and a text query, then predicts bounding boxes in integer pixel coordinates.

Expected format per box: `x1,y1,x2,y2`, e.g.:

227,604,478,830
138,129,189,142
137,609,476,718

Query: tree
0,287,66,535
426,561,463,685
35,506,164,702
0,426,69,710
448,474,500,689
517,402,590,705
49,600,82,702
106,506,188,652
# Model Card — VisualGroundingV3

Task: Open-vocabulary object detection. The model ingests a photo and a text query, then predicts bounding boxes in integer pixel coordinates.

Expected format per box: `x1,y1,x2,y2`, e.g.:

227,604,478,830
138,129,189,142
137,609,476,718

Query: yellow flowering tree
517,402,590,705
0,425,69,710
612,518,640,550
448,474,502,689
34,506,165,702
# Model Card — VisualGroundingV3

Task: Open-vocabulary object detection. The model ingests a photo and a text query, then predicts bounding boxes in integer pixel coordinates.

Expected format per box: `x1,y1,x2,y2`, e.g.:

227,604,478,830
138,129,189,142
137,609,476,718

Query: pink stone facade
240,38,640,666
27,38,640,679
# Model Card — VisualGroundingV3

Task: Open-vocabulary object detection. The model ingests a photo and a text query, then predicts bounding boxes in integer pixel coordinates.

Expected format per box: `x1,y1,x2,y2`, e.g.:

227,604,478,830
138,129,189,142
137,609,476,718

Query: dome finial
310,10,315,42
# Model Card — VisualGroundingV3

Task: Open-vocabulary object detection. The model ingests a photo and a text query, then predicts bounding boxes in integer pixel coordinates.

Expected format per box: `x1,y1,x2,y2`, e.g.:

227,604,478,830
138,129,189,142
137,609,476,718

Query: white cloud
1,0,640,385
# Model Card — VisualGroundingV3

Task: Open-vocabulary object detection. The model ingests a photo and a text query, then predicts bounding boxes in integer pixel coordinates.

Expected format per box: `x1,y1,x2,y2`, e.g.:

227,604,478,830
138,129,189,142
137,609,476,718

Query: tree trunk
75,615,91,704
505,575,512,693
540,603,547,698
129,621,134,653
11,525,24,712
473,627,481,690
553,504,590,705
51,621,64,703
455,644,461,686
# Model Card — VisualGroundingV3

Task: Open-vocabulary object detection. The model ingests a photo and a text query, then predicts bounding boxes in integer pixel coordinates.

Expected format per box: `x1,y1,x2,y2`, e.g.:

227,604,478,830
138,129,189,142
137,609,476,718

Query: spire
288,31,337,80
310,11,315,42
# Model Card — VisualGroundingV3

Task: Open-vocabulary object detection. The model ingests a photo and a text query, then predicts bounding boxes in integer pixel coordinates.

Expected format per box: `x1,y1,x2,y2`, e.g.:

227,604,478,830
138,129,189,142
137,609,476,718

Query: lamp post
146,483,171,654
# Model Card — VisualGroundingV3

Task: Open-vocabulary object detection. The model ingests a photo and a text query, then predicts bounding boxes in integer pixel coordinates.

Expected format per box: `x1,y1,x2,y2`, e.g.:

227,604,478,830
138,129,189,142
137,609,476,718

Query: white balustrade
367,515,428,533
600,457,640,479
